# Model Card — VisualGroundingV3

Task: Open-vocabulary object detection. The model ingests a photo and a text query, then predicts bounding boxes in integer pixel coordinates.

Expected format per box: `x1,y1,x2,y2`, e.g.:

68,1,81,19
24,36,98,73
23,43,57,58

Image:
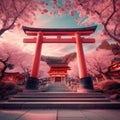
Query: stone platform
0,90,120,109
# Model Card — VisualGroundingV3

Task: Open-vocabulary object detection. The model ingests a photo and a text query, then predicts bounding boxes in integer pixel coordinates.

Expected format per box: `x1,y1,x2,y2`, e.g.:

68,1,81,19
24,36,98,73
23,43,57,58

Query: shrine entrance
22,26,96,90
56,77,62,82
48,63,70,83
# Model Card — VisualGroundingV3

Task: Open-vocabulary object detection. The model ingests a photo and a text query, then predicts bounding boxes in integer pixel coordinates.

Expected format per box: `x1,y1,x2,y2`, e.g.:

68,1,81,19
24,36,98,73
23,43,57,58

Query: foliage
96,80,120,91
39,61,50,79
68,49,115,80
0,0,120,43
0,0,48,35
0,81,17,99
0,42,50,81
4,81,16,91
85,49,115,79
49,0,120,42
0,43,24,80
68,58,79,79
94,80,120,99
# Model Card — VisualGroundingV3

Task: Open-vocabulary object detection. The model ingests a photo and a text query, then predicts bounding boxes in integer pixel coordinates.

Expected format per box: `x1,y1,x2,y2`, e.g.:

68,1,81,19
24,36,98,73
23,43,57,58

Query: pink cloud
42,44,76,57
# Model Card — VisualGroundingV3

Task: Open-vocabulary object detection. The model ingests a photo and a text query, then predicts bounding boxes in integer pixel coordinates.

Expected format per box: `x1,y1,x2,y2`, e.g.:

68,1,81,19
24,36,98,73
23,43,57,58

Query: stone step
13,95,105,98
13,92,106,98
9,97,110,102
0,102,120,109
13,92,106,97
3,86,118,109
17,91,104,95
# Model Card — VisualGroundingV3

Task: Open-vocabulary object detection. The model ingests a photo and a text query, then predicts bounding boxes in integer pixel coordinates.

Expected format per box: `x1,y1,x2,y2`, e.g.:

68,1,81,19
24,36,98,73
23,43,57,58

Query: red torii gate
22,26,97,90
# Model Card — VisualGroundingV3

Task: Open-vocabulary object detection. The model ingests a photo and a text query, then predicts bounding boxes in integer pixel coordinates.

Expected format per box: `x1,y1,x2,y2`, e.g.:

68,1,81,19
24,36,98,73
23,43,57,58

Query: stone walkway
0,83,120,119
0,109,120,120
46,82,71,92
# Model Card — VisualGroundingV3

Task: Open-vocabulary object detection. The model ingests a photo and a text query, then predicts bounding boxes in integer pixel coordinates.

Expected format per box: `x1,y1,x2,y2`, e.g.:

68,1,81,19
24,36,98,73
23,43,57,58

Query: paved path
0,109,120,120
46,82,71,92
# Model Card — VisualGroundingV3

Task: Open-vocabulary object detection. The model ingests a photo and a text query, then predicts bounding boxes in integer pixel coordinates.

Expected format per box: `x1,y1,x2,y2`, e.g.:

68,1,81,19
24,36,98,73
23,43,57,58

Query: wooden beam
43,37,75,43
23,37,95,43
82,38,95,43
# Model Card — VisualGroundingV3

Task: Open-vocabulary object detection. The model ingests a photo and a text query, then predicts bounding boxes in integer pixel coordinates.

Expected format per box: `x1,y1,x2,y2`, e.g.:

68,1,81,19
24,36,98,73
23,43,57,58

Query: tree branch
79,0,120,42
103,0,120,42
104,0,116,26
0,56,9,80
114,23,118,36
12,0,18,14
99,4,111,15
0,0,31,35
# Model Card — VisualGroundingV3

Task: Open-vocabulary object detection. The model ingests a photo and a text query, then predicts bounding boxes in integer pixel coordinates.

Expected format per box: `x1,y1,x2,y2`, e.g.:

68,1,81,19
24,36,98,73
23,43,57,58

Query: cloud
83,44,99,53
0,31,77,57
42,43,76,57
0,29,99,57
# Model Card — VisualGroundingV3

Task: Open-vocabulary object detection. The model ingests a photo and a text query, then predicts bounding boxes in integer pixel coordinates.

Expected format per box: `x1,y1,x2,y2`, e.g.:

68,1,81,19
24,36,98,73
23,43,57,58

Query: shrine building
49,64,70,83
2,72,23,84
108,62,120,79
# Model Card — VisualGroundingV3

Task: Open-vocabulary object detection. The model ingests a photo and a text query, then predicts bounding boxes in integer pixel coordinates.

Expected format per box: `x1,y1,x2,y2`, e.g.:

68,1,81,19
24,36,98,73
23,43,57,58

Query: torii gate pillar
26,32,42,89
76,32,93,90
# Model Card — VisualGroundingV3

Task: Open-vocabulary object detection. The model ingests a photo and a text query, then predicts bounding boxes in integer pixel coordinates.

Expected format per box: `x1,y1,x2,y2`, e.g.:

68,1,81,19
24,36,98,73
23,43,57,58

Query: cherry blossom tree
1,0,119,43
0,43,23,80
77,0,120,43
18,53,33,82
49,0,120,43
39,61,50,79
85,49,115,80
0,42,50,81
68,49,115,81
19,55,50,81
0,0,49,35
68,58,79,79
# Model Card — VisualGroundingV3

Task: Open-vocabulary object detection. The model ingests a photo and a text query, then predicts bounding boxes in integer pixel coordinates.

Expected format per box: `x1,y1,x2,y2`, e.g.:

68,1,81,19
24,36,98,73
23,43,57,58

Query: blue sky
37,11,79,28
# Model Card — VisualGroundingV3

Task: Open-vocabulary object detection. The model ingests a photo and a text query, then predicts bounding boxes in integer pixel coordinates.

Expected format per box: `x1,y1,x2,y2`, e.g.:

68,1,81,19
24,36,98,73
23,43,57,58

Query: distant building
49,64,70,83
108,62,120,79
2,72,24,84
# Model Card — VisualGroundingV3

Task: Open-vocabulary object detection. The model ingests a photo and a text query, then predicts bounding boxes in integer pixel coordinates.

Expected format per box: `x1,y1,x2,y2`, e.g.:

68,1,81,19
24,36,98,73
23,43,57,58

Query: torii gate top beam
22,26,97,36
22,26,97,43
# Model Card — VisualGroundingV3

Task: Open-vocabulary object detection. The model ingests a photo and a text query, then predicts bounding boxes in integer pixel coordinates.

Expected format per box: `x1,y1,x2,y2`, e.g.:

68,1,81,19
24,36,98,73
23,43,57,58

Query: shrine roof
49,63,70,68
22,26,97,33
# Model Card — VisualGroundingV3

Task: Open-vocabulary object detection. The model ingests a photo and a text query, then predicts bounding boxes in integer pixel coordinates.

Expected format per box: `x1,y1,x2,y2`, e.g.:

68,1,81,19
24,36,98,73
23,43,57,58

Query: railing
39,77,50,87
65,78,79,92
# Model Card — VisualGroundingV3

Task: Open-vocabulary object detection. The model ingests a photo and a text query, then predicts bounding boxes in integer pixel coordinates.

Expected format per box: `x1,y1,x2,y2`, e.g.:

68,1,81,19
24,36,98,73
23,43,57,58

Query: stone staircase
8,92,110,102
0,90,120,109
0,83,120,109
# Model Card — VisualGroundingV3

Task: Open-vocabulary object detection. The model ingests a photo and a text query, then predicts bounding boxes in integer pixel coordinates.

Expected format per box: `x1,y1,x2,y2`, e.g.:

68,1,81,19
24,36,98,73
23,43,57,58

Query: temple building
108,62,120,79
2,72,24,84
49,64,70,83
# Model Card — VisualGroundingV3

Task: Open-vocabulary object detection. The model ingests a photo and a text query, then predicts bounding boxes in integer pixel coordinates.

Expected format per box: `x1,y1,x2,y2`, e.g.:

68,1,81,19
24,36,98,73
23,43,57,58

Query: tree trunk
0,29,6,36
0,64,7,80
0,58,9,81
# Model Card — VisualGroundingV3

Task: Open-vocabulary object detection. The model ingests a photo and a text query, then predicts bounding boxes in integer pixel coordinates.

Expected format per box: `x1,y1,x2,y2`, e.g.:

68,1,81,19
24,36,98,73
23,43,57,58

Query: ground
0,82,120,119
0,109,120,120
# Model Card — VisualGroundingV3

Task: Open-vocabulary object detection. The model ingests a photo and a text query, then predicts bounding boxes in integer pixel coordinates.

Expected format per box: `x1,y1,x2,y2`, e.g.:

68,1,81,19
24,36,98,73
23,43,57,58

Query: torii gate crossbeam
22,26,97,90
